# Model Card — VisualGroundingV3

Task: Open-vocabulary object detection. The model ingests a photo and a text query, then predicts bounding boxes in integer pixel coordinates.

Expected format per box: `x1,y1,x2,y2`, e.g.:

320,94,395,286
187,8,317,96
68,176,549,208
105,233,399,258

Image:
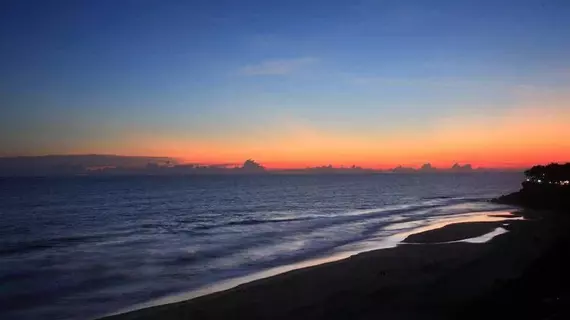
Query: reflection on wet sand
105,211,523,318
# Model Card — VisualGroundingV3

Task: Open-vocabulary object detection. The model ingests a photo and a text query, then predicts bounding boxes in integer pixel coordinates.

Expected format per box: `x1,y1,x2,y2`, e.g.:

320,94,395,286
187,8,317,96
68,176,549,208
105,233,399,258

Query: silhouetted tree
524,163,570,185
495,163,570,210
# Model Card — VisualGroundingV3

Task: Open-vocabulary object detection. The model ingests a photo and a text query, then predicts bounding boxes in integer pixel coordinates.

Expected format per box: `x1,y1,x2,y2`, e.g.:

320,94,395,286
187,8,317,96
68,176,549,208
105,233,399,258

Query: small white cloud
238,57,317,76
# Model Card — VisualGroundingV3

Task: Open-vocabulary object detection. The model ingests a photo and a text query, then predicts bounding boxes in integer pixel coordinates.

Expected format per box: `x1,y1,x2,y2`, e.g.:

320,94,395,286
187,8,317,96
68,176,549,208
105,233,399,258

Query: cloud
238,57,317,76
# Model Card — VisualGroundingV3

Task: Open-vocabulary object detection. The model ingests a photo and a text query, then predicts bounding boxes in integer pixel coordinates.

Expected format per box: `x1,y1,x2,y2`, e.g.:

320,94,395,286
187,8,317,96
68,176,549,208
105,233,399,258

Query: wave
168,198,512,274
193,197,476,232
194,217,312,230
0,230,139,257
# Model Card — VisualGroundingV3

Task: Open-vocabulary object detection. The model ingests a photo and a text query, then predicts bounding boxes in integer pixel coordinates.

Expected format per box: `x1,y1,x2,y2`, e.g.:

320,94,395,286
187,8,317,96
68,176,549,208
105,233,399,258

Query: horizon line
0,153,552,171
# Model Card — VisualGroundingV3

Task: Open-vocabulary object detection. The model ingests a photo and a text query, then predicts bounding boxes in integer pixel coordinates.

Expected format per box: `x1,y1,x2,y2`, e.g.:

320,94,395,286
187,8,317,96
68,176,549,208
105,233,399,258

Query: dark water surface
0,173,522,319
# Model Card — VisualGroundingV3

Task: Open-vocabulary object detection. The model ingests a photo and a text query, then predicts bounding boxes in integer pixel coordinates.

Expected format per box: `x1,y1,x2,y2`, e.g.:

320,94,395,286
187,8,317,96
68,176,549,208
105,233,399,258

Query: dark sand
101,211,570,320
403,221,503,243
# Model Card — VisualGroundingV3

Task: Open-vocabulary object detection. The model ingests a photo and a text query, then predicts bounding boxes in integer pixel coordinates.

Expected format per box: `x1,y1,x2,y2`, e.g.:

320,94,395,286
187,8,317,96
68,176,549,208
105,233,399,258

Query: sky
1,0,570,169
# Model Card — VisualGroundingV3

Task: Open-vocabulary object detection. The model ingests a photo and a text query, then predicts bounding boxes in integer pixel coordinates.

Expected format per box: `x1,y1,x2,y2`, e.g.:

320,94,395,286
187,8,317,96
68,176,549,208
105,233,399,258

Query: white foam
99,211,521,319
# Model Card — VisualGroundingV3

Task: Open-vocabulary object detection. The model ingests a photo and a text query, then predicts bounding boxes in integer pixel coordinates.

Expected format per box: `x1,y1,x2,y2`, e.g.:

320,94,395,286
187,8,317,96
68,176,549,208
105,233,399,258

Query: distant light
537,179,542,183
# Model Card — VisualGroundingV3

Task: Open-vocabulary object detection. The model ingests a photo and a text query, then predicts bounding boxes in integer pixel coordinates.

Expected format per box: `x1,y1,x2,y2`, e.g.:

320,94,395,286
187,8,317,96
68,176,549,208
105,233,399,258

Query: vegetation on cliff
495,163,570,210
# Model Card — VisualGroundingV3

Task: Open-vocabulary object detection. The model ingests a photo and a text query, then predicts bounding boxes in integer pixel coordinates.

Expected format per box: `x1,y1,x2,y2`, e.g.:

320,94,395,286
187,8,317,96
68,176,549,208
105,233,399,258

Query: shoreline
99,210,548,320
403,221,506,243
101,211,519,319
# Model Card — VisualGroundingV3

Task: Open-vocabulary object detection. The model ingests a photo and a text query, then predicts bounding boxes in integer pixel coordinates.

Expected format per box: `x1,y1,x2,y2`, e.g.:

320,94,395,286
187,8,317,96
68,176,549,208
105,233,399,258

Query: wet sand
403,221,504,243
101,210,570,320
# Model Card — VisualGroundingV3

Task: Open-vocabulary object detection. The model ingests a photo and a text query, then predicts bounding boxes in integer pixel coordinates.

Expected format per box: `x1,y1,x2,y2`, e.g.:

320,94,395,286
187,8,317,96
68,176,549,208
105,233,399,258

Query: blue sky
2,0,570,167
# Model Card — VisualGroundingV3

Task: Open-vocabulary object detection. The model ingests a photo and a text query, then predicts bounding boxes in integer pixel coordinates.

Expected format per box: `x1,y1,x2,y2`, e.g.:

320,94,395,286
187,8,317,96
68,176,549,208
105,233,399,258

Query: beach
3,174,527,320
4,0,570,318
101,209,570,320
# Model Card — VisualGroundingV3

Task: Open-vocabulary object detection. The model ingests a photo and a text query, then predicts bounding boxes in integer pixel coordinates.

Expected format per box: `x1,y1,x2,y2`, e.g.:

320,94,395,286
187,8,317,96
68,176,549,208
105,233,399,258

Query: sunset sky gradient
1,0,570,168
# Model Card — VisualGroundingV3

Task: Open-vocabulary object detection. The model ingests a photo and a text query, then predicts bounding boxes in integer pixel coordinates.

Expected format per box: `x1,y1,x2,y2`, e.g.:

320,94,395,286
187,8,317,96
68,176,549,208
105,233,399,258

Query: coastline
99,209,570,320
402,221,506,243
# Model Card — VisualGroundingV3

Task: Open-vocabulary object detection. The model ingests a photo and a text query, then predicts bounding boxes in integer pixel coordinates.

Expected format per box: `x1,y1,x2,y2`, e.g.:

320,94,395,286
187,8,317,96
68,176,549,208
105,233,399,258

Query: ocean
0,173,522,320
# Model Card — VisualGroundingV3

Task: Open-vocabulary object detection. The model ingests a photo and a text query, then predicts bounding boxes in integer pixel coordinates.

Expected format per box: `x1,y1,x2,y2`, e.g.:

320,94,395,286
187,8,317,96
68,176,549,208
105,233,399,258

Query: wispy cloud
238,57,317,76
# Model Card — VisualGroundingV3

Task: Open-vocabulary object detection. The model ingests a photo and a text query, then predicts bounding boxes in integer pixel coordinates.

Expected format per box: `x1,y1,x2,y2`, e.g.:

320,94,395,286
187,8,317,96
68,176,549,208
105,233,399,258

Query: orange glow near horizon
28,99,570,170
42,142,569,170
102,103,570,169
